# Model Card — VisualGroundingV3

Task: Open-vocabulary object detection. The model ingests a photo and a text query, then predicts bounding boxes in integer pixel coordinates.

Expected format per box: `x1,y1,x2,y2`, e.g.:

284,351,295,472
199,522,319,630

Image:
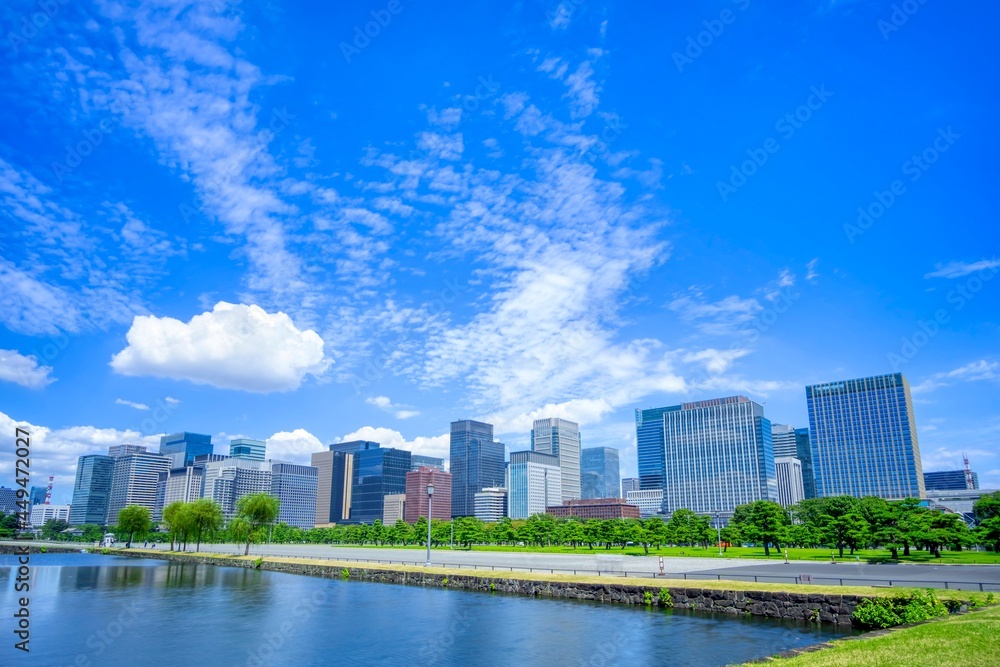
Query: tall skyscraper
635,407,674,490
230,438,266,461
106,449,171,524
645,396,777,519
350,447,412,523
311,441,379,525
109,444,147,458
69,454,115,525
271,463,319,529
0,488,18,515
924,470,979,491
507,450,562,519
581,447,621,499
449,420,505,517
807,373,924,499
203,458,273,519
29,486,47,506
405,466,452,523
531,418,581,501
159,433,214,466
772,424,816,499
775,457,806,507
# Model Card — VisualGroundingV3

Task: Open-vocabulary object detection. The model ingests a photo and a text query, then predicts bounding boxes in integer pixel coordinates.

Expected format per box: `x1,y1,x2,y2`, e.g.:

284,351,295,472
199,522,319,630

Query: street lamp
425,484,435,567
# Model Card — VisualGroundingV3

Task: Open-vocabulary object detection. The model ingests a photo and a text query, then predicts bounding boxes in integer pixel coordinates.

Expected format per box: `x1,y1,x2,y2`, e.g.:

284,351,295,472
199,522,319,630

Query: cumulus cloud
110,302,330,393
0,349,55,389
264,429,325,465
336,426,449,460
366,395,420,419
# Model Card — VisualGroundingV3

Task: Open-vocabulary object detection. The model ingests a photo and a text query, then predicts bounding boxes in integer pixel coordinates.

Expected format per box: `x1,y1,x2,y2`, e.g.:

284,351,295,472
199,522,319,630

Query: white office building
31,504,71,527
507,451,562,519
106,449,171,524
775,457,806,507
531,418,581,501
383,494,406,524
626,489,664,518
474,487,508,523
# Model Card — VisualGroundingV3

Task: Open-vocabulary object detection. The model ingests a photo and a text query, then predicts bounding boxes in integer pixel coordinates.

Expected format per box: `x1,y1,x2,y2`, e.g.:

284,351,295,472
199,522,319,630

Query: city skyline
0,3,997,502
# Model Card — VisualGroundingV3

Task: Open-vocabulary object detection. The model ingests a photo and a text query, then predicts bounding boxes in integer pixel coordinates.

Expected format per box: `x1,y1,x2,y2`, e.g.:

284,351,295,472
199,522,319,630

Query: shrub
101,548,110,555
658,588,673,608
643,591,654,606
341,568,350,580
852,589,949,629
441,577,449,587
489,582,497,592
252,557,264,570
40,547,47,553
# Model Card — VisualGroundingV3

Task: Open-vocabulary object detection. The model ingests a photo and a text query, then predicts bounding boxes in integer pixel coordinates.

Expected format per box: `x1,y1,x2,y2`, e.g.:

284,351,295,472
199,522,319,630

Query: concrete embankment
30,546,865,625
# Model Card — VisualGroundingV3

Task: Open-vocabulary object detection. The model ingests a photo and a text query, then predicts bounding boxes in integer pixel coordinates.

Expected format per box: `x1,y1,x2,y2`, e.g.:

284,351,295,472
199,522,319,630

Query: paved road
689,560,1000,591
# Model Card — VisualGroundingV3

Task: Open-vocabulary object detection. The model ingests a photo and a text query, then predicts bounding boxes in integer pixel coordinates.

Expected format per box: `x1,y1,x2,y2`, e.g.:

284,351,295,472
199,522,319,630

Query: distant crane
963,453,975,490
44,475,53,505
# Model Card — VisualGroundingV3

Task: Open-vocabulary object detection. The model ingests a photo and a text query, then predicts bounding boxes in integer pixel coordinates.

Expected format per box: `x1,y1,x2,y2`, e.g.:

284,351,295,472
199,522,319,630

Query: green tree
667,509,702,547
162,501,189,551
41,519,71,541
731,500,788,556
117,505,152,548
974,492,1000,524
720,524,742,551
234,493,280,555
644,517,669,549
977,516,1000,552
189,498,224,552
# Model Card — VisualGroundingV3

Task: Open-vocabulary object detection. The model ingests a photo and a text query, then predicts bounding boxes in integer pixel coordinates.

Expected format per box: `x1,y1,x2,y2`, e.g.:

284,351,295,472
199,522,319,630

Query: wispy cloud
911,360,999,394
924,258,1000,279
0,349,55,389
115,398,150,411
366,395,420,419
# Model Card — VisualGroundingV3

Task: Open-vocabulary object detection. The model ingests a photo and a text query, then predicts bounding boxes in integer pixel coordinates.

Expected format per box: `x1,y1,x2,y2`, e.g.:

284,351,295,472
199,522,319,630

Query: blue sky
0,0,997,504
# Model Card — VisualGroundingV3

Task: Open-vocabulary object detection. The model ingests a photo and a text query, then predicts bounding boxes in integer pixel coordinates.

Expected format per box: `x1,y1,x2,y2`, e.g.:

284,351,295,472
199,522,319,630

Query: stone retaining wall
66,549,861,625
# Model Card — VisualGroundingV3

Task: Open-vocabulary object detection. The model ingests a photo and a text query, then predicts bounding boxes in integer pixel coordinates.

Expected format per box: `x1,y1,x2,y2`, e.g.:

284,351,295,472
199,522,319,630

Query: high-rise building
449,420,505,517
507,450,562,520
311,442,379,525
474,487,507,522
636,407,673,490
271,463,319,529
30,504,71,527
581,447,621,499
29,486,47,506
69,455,115,525
621,478,640,495
106,449,171,524
410,455,445,472
230,438,267,461
159,433,214,467
531,418,581,501
154,466,205,521
772,424,817,499
547,498,641,520
626,489,664,518
924,470,979,491
383,494,406,524
775,457,806,507
405,466,453,523
0,488,18,515
645,396,777,519
807,373,924,500
350,447,411,524
108,444,147,458
203,458,273,520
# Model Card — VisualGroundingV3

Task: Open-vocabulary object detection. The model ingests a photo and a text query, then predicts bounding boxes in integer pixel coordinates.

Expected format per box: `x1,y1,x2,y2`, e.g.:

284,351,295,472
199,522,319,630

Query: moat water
0,553,856,666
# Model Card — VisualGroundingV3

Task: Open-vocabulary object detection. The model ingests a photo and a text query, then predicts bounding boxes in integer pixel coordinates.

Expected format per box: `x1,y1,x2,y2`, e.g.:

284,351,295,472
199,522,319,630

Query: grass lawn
753,604,1000,666
318,542,1000,565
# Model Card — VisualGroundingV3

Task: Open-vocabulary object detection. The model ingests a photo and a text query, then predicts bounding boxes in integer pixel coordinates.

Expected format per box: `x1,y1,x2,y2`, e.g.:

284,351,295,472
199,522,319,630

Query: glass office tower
581,447,621,499
159,432,214,466
806,373,924,500
69,454,115,525
641,396,777,518
449,420,505,517
350,447,412,523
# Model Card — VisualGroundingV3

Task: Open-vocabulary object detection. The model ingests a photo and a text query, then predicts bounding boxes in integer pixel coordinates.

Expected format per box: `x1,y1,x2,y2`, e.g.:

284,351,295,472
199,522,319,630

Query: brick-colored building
546,497,641,520
405,466,452,523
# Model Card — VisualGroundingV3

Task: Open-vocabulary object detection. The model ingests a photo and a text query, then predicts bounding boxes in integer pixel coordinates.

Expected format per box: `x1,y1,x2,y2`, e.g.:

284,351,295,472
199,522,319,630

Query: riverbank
750,604,1000,666
59,545,986,626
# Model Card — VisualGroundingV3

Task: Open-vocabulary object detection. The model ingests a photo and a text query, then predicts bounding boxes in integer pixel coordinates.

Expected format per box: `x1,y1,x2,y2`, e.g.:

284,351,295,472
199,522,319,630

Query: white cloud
924,258,1000,279
110,302,330,393
336,426,450,460
165,396,182,406
683,348,751,374
0,349,55,389
366,395,420,419
911,360,999,394
563,61,601,119
265,429,325,465
668,290,763,336
805,258,819,283
115,398,150,411
489,398,615,435
0,411,162,505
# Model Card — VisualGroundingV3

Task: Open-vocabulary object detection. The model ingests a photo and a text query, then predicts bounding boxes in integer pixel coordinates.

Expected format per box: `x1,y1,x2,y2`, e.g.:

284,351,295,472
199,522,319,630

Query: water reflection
0,554,856,666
